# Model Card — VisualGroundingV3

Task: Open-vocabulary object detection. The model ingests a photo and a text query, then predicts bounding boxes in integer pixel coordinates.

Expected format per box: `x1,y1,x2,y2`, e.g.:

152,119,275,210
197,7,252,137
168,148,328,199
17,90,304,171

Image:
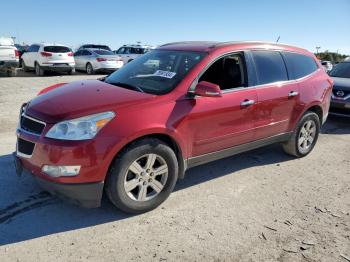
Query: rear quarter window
252,50,288,85
282,52,319,79
44,46,71,53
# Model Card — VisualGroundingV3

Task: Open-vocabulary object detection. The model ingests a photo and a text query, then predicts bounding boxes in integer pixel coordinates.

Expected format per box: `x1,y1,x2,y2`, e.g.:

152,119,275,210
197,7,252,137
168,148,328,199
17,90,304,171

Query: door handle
240,99,255,107
288,91,299,98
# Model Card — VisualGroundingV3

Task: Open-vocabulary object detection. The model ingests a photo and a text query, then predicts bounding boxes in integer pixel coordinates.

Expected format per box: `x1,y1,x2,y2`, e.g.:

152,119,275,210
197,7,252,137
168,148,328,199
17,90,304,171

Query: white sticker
153,70,176,79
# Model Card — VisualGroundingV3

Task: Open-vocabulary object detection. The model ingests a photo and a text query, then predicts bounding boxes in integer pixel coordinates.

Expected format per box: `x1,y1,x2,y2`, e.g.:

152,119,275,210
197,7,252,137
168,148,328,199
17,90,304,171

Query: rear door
23,44,39,67
251,50,300,139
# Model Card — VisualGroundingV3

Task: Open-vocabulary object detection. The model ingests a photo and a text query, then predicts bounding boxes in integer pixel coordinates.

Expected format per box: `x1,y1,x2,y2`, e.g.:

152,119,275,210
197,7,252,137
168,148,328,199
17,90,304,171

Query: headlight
46,111,115,140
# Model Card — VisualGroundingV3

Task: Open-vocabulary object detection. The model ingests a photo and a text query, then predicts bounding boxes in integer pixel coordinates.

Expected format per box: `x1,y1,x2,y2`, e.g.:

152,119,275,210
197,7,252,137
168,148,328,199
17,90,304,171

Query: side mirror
193,81,222,97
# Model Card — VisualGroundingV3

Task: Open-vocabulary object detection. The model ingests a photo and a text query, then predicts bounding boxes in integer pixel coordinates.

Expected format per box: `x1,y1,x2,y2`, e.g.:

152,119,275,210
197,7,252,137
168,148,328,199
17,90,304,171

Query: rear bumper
41,64,74,72
0,60,19,69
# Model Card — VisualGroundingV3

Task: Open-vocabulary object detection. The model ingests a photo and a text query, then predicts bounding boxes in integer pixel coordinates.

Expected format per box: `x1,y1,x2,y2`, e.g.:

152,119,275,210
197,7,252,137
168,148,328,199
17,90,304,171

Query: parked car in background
321,60,333,72
21,43,75,76
14,44,29,67
14,41,332,213
77,44,112,51
328,61,350,117
0,37,19,76
114,44,154,64
74,48,123,74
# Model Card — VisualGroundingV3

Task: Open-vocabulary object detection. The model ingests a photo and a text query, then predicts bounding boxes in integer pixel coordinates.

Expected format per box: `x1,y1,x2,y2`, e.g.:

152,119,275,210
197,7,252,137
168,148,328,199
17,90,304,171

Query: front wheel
282,111,320,157
86,63,94,75
106,138,178,213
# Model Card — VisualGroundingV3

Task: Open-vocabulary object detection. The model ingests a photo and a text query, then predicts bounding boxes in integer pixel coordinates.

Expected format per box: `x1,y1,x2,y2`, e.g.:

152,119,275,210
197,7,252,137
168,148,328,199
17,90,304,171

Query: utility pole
316,46,321,55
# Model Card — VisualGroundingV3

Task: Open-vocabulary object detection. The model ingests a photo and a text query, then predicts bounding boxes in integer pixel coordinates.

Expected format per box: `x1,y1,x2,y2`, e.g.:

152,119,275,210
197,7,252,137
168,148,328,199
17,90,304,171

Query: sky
1,0,349,54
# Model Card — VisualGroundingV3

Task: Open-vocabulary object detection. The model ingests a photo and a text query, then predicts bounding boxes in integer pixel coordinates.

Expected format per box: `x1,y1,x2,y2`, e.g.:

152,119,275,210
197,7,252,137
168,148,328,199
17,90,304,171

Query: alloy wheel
124,154,168,201
298,120,316,153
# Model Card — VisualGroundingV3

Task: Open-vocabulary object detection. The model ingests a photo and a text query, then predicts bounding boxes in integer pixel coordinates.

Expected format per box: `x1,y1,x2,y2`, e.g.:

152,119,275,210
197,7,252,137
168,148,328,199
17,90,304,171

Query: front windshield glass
329,62,350,78
105,50,206,95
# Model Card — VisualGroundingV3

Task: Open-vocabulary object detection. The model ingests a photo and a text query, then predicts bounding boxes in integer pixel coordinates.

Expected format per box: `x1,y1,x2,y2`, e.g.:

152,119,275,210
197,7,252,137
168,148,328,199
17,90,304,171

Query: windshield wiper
107,81,144,93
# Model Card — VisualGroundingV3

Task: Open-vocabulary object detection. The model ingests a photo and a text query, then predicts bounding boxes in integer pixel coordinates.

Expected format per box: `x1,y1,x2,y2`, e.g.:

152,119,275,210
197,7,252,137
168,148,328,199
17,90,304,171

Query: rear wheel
86,63,94,75
282,111,320,157
35,63,45,76
106,138,178,213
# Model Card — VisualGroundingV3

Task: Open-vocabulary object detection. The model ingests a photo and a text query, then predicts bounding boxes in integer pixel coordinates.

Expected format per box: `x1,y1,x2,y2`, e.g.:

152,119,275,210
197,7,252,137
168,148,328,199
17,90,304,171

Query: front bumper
14,152,104,208
330,99,350,117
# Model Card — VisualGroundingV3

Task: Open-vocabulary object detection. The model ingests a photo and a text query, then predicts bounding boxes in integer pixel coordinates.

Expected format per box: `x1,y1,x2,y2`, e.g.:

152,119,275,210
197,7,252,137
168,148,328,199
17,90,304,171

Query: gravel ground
0,71,349,262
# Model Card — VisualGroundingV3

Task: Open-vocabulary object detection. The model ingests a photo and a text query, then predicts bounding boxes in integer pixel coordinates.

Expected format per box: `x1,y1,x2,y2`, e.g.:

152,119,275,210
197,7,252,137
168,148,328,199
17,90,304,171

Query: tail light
40,51,52,57
96,57,107,62
15,50,20,57
67,52,73,56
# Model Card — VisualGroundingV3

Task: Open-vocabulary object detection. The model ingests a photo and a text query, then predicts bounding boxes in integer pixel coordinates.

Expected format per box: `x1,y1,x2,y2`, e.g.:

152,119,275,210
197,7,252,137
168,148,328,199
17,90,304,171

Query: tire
35,63,45,76
6,69,17,77
106,138,179,213
86,63,94,75
282,111,320,157
68,68,75,75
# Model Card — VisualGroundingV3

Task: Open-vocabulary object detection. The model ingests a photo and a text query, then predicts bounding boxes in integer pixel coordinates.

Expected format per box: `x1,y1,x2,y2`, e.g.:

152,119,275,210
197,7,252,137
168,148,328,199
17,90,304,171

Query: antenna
276,36,280,43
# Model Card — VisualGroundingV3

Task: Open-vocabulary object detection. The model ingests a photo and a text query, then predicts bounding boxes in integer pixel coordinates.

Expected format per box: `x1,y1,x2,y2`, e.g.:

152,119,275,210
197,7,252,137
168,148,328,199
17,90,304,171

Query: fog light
42,165,81,177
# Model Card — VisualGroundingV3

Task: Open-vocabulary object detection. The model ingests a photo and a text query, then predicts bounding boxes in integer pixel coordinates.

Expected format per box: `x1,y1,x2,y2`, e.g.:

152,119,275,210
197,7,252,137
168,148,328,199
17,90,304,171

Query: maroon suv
15,41,333,213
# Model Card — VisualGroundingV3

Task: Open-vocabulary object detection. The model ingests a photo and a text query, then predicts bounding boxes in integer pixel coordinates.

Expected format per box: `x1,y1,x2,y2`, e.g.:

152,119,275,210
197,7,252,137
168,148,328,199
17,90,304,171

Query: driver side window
199,53,247,90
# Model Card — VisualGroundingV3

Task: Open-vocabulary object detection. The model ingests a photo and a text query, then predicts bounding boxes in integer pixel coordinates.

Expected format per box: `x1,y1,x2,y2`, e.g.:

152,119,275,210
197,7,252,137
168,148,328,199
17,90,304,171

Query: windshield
329,62,350,78
105,50,206,95
93,50,115,55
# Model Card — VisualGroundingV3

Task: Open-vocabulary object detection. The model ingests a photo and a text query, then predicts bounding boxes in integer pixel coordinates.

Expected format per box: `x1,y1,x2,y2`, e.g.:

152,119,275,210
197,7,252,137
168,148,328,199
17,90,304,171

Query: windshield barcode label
153,70,176,79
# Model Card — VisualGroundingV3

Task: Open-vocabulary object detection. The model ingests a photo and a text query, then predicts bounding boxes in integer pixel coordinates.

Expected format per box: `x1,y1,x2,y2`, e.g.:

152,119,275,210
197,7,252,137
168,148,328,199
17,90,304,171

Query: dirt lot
0,71,349,262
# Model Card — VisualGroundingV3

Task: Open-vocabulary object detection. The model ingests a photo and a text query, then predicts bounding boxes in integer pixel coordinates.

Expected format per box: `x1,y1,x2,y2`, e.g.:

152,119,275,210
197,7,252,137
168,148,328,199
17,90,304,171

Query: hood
26,80,153,123
331,77,350,91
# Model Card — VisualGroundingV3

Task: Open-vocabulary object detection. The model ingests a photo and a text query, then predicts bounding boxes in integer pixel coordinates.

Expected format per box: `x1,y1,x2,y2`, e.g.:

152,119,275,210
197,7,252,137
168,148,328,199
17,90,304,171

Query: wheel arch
105,133,187,183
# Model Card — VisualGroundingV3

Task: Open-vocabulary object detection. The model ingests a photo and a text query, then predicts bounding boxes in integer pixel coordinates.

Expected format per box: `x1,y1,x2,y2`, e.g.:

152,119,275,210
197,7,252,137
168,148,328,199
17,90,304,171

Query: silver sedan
74,48,124,74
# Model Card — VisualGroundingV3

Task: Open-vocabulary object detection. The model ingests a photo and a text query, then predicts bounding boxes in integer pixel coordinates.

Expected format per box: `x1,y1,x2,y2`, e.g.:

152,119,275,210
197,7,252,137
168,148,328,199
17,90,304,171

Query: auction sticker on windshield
154,70,176,79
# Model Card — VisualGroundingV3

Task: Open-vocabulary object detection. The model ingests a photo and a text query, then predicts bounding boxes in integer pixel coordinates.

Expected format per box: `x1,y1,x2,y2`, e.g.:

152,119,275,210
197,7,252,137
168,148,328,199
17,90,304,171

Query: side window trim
189,51,253,94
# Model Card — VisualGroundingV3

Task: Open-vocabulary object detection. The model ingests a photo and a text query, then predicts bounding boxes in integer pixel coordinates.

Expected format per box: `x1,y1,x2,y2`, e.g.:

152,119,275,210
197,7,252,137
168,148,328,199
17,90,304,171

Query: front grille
332,88,350,99
17,138,35,156
20,115,45,135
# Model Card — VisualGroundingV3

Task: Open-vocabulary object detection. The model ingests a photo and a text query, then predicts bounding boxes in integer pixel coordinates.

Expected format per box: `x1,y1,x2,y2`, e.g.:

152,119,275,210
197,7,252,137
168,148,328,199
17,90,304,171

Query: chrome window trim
189,49,322,96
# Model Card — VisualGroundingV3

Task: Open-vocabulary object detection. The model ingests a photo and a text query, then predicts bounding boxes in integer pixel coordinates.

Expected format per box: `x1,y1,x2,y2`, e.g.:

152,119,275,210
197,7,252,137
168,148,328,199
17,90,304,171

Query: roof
157,41,310,54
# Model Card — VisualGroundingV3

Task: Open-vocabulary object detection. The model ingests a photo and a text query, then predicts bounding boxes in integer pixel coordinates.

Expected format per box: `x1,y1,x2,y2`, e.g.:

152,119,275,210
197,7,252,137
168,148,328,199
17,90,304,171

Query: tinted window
44,46,71,53
116,48,125,54
81,44,111,51
252,51,288,85
81,50,91,56
93,50,114,55
329,62,350,78
282,52,318,79
28,45,39,52
74,50,83,56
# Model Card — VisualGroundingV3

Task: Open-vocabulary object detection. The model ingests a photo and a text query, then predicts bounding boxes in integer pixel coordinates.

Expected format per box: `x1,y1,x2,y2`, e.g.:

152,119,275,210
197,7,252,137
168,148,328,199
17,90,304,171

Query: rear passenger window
252,51,288,85
282,52,318,79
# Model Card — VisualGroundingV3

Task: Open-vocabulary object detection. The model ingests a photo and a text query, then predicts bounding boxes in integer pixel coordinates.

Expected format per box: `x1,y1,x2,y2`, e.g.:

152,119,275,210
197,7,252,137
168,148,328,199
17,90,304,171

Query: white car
114,44,154,64
22,43,75,76
321,60,333,72
0,37,19,76
74,48,124,74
